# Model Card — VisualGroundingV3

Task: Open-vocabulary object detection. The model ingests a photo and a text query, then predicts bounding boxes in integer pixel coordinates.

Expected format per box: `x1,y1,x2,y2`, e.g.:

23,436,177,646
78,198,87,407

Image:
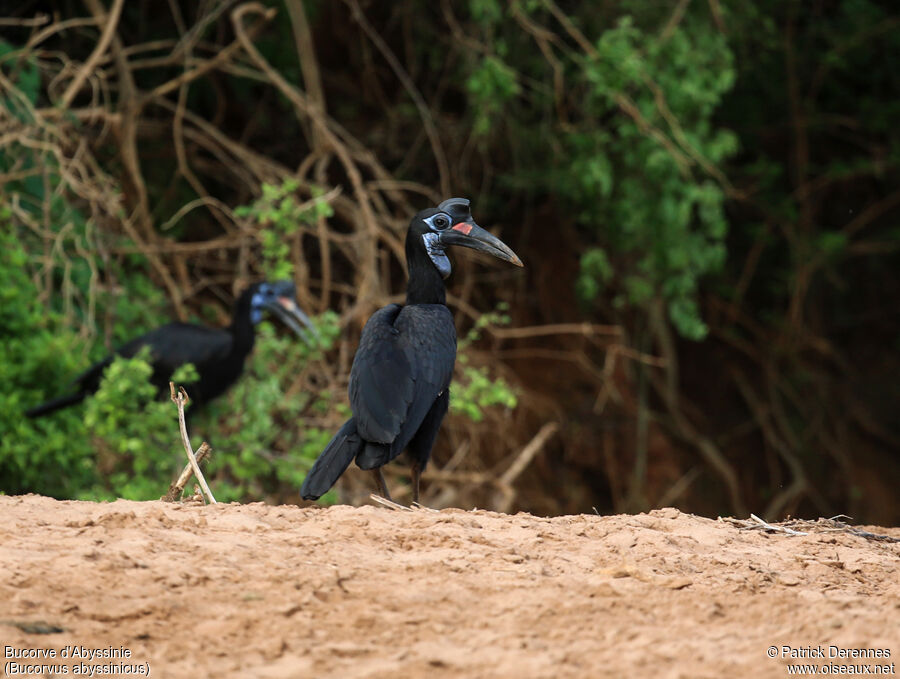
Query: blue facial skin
422,212,453,279
422,232,452,278
250,283,274,324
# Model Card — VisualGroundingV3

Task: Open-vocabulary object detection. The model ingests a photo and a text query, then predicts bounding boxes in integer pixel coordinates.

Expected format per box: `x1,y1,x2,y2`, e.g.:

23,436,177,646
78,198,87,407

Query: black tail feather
300,418,364,500
25,391,88,418
355,440,393,471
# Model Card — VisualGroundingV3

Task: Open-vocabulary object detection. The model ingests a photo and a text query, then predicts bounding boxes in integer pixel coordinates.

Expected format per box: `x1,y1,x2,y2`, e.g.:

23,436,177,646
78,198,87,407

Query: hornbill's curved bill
299,197,522,504
25,280,316,418
256,284,318,343
422,197,522,278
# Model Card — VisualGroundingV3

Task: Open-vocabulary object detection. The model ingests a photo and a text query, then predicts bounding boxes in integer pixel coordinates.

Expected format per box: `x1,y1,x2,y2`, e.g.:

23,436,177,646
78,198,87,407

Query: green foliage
235,180,334,279
579,15,735,339
81,349,183,500
83,309,341,503
717,0,900,326
458,7,738,339
469,0,503,25
1,86,341,504
466,55,521,137
577,248,614,301
451,365,517,422
0,229,96,497
0,42,168,344
195,311,342,504
0,39,40,121
1,175,338,503
2,300,341,503
0,38,171,499
816,232,848,260
457,302,512,351
452,304,517,421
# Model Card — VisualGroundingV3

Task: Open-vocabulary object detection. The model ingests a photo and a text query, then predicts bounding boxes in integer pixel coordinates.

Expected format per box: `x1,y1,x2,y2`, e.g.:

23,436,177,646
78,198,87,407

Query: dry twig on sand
721,514,900,543
720,514,807,536
748,513,808,536
369,494,414,511
162,441,212,502
169,382,216,504
803,516,900,543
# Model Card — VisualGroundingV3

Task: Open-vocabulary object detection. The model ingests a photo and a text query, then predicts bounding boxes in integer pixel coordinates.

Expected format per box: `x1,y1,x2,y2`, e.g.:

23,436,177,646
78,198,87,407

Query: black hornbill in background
25,281,315,418
300,198,523,503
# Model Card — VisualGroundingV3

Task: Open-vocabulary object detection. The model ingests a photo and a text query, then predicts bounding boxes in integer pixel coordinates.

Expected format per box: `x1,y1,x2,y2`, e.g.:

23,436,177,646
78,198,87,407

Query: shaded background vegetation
1,0,898,522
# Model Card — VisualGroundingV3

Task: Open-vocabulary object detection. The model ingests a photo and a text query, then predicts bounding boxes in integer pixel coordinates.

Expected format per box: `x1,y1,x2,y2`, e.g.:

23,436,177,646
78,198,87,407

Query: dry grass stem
162,442,212,502
169,382,216,504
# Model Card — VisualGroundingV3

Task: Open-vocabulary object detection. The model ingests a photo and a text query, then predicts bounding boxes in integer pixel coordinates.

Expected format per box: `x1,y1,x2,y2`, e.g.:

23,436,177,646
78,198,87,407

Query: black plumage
300,198,522,503
26,280,314,418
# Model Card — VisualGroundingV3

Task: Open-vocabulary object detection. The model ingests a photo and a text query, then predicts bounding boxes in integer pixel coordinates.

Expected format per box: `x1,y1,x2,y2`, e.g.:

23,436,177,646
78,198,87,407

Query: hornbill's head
410,197,523,278
248,280,317,341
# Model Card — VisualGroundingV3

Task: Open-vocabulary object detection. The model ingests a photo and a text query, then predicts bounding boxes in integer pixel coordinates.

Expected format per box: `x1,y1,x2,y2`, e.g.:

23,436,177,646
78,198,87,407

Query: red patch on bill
451,223,473,235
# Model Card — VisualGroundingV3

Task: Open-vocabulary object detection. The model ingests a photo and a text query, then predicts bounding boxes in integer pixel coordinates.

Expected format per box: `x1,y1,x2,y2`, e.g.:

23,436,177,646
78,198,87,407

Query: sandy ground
1,495,898,678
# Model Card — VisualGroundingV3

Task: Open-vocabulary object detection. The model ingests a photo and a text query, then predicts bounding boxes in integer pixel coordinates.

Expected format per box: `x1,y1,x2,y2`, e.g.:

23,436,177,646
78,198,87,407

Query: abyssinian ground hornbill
25,281,315,418
300,198,522,503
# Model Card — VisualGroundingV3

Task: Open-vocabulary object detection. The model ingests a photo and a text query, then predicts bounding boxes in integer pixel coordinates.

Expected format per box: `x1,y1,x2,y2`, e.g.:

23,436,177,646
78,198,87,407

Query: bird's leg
410,461,422,504
371,468,392,501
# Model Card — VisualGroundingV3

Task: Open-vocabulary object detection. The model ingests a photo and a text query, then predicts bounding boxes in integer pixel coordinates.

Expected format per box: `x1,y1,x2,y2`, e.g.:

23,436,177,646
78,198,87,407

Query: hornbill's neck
405,232,447,306
228,289,257,356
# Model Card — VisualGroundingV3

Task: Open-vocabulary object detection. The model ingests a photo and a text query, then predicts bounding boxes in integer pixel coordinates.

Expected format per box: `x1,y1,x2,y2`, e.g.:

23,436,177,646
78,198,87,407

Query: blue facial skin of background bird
251,281,318,343
250,284,276,324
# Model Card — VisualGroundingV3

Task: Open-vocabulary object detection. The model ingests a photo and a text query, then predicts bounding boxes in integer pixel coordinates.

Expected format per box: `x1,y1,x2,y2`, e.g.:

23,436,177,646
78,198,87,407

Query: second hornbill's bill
300,197,523,504
254,280,318,344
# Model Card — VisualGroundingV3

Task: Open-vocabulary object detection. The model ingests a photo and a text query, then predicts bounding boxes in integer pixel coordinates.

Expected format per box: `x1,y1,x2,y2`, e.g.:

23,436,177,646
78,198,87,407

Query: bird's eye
432,215,450,230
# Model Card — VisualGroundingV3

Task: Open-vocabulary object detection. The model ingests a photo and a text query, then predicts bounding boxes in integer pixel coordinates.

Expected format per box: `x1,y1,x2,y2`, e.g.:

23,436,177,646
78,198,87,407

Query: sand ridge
1,495,897,678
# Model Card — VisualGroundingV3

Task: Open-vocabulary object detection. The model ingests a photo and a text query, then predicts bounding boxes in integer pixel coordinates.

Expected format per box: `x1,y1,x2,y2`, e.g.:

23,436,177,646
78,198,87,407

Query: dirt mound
1,495,897,678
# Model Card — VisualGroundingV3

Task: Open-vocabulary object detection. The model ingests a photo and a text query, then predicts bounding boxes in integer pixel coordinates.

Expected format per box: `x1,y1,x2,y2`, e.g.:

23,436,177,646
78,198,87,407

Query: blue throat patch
422,232,451,278
250,292,265,324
